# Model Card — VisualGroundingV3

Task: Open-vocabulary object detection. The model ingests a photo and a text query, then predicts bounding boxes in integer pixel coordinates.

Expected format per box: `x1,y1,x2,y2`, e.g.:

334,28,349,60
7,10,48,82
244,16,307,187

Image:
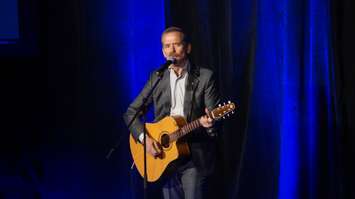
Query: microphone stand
106,69,166,199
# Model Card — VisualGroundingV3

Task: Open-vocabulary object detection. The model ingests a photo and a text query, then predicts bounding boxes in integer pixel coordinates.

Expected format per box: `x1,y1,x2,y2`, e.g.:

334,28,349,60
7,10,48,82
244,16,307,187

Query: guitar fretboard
169,119,202,142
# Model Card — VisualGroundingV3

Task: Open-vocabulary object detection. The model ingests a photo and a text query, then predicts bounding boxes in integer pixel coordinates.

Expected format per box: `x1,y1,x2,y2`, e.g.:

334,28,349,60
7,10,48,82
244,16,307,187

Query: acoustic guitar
129,101,236,182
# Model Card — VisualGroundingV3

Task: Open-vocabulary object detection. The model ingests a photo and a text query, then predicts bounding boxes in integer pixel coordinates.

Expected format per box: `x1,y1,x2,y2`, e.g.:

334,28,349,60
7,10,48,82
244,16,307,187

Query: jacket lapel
160,69,171,116
184,63,200,121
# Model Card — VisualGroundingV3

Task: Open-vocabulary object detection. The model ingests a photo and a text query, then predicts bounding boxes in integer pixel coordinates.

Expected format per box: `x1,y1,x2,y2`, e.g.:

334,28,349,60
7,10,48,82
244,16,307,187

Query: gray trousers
162,161,209,199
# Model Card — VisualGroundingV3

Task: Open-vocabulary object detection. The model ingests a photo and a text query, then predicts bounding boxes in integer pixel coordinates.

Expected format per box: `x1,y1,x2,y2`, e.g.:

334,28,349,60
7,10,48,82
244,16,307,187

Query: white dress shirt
169,62,188,117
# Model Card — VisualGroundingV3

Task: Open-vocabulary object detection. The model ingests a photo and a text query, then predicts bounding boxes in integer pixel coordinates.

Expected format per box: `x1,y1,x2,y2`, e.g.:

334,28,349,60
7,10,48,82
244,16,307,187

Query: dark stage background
1,0,355,198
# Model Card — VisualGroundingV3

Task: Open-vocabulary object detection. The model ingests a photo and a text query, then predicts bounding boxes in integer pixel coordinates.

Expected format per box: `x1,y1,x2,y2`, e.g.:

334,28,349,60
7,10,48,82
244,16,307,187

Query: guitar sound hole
160,134,170,148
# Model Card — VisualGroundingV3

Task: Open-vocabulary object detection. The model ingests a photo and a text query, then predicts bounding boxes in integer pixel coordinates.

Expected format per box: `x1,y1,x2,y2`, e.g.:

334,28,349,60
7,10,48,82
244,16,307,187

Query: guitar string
166,103,234,142
168,119,201,142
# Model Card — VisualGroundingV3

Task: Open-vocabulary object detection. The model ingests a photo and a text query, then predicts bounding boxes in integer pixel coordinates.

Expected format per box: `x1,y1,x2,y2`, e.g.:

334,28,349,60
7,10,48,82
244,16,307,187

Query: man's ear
186,44,192,54
162,48,167,58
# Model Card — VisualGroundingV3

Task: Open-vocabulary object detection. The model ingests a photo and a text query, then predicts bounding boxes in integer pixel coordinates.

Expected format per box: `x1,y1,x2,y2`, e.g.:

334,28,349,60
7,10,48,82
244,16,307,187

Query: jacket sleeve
123,72,155,140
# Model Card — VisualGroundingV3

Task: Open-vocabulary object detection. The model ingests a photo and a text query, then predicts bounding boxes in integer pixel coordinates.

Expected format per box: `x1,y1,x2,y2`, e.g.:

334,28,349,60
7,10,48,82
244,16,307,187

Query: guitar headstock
211,101,236,120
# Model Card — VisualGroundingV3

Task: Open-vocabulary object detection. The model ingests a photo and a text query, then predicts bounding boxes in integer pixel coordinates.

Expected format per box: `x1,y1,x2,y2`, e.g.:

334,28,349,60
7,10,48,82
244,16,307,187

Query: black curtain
165,0,355,198
332,0,355,198
1,0,355,198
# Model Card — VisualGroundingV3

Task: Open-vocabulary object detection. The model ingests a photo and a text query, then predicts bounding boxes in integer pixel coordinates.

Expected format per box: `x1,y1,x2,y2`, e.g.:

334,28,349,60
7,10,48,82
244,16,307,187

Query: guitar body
129,101,236,182
129,116,190,182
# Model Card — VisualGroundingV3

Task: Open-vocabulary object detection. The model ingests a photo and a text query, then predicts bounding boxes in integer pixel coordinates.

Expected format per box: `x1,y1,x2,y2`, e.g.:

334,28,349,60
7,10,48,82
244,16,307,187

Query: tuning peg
218,104,221,107
223,116,225,119
228,100,231,104
227,114,230,117
232,111,234,114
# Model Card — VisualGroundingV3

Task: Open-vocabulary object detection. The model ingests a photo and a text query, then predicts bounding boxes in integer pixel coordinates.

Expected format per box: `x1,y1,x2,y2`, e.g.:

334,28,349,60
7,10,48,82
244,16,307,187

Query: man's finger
205,107,213,118
153,142,162,154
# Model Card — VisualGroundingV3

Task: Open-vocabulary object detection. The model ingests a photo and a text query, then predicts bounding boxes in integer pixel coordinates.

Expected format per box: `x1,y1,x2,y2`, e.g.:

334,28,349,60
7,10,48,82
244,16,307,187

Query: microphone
155,57,176,76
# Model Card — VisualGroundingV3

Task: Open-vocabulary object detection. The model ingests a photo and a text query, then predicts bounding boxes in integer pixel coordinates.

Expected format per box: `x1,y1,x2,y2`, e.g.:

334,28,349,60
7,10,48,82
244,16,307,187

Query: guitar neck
167,102,236,142
169,118,202,142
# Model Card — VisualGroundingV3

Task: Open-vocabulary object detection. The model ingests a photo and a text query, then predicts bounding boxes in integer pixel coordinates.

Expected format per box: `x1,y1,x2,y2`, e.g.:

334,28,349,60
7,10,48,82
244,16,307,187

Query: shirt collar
168,60,189,77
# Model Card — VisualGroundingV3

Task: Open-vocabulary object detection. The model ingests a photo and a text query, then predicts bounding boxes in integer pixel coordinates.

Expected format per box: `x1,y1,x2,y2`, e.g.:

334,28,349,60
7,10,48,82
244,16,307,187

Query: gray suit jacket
123,62,221,175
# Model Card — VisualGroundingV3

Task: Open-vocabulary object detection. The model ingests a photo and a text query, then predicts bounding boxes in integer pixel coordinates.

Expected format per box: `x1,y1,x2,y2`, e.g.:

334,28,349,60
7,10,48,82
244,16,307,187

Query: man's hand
199,108,214,128
144,136,162,158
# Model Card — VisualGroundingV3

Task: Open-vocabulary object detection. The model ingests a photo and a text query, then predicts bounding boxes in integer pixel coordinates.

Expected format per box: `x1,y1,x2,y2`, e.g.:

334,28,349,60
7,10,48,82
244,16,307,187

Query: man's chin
174,60,183,66
175,57,187,64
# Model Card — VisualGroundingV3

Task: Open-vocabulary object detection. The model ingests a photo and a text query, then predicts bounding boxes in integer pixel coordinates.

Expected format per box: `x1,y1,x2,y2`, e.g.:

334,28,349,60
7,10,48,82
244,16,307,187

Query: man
124,27,221,199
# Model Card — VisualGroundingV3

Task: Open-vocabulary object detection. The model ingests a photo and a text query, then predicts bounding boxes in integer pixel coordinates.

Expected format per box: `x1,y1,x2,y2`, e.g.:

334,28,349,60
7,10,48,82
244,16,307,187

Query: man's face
161,31,191,64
